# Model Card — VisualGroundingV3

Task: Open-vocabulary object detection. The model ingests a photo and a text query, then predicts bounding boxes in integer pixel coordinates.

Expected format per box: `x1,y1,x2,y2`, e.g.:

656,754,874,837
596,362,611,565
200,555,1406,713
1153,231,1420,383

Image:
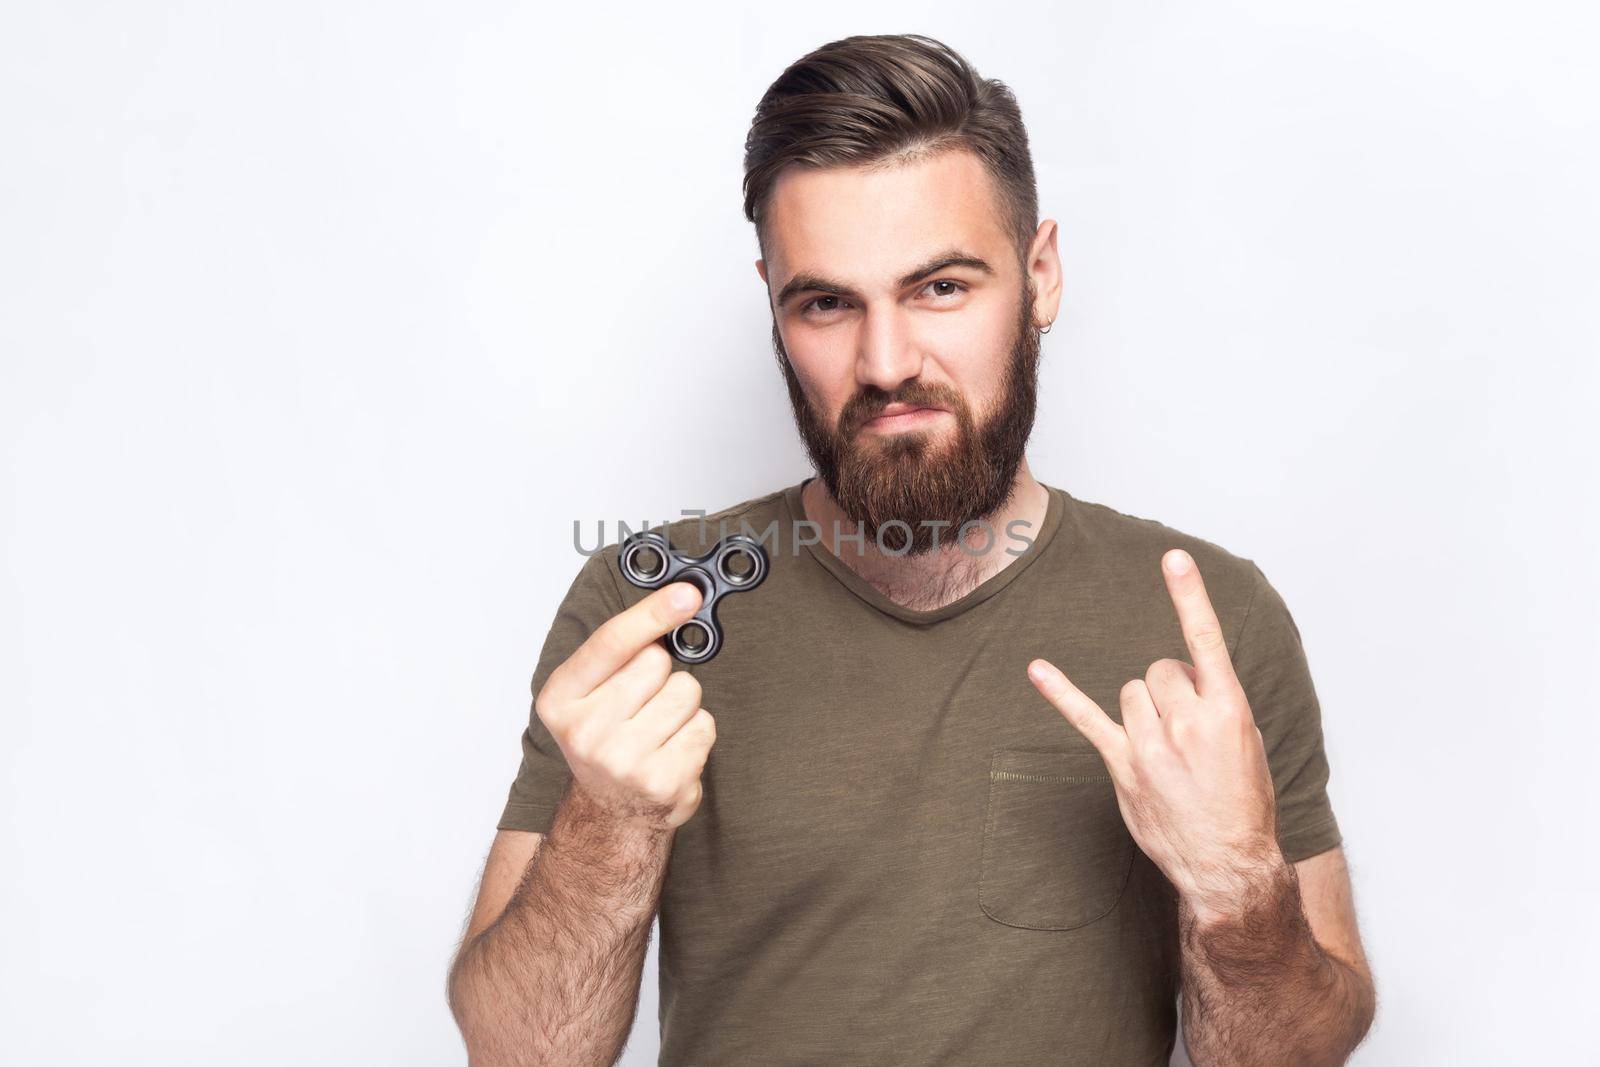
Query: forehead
763,148,1014,284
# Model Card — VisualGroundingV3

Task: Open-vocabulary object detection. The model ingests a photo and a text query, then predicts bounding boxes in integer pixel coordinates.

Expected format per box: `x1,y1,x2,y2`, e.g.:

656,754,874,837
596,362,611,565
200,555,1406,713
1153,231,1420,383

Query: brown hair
742,34,1039,268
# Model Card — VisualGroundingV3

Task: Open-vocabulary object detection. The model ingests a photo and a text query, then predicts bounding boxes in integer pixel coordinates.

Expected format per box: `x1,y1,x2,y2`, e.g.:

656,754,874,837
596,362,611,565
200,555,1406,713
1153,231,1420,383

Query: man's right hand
534,580,714,832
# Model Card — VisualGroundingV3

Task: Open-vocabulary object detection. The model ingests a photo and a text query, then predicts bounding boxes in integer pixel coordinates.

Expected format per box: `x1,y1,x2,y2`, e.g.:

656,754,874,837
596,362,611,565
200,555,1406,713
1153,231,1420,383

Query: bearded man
448,33,1375,1067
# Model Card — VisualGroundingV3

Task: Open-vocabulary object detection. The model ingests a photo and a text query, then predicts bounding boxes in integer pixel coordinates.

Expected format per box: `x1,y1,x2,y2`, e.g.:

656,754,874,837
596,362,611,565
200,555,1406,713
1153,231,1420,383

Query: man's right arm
448,578,714,1066
447,790,673,1067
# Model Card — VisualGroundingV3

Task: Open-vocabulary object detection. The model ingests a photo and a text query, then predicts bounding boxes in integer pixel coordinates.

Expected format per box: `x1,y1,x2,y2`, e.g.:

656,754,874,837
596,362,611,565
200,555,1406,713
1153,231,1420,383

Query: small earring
1038,317,1054,335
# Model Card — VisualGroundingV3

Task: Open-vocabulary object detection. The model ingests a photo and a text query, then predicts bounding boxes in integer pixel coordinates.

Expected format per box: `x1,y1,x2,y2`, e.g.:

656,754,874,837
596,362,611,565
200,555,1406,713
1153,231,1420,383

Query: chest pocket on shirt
979,748,1135,931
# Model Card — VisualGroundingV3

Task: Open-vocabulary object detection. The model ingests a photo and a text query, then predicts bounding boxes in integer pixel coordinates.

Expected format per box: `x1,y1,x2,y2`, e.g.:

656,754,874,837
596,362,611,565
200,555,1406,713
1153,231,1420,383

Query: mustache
837,380,966,436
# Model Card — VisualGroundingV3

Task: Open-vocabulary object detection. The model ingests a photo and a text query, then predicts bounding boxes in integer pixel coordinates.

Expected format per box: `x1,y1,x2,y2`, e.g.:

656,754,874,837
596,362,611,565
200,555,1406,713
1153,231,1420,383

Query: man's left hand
1026,547,1284,922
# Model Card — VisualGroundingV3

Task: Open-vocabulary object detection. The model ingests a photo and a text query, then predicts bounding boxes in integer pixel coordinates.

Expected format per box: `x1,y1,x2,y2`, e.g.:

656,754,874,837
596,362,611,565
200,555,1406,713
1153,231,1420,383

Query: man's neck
800,459,1051,612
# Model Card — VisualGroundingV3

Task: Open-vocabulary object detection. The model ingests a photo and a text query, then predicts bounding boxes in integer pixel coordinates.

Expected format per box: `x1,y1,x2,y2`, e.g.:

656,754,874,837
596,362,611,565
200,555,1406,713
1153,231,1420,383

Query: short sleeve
497,549,626,834
1231,562,1343,863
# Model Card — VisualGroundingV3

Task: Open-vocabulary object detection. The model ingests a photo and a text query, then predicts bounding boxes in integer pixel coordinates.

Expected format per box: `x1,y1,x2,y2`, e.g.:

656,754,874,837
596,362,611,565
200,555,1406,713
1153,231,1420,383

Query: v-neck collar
780,478,1070,626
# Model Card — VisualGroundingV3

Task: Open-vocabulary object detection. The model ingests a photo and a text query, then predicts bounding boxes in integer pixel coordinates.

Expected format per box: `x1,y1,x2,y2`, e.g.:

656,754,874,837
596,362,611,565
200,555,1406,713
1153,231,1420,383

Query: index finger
1160,548,1239,697
544,581,702,703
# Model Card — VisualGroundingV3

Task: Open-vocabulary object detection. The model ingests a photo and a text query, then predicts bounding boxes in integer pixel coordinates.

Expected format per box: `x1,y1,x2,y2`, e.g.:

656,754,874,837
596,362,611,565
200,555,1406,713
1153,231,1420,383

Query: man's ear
755,258,768,284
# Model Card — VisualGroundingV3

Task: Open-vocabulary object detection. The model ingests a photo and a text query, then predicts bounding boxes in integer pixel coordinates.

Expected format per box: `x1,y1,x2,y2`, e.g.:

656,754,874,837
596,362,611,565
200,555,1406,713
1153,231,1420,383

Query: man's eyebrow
774,248,996,308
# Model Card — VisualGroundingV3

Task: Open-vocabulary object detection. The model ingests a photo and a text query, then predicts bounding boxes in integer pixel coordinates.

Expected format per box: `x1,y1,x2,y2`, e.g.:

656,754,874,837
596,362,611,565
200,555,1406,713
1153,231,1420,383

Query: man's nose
854,306,924,393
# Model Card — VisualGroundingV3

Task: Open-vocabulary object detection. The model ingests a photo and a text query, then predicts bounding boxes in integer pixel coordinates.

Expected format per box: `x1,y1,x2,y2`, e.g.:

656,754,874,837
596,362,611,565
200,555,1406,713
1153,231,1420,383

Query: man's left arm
1178,845,1374,1067
1027,549,1375,1067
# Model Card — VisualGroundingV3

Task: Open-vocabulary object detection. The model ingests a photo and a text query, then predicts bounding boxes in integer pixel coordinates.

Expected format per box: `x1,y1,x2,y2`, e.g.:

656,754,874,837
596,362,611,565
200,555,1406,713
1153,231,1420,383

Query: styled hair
742,34,1039,267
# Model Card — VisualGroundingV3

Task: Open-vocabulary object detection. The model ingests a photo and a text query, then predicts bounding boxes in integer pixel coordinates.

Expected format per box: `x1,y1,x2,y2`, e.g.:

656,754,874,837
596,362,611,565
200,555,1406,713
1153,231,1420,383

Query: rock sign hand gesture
1026,548,1282,922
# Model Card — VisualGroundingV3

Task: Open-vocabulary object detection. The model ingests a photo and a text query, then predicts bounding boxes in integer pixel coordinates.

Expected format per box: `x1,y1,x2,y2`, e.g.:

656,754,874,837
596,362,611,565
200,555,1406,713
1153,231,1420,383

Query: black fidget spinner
618,529,769,663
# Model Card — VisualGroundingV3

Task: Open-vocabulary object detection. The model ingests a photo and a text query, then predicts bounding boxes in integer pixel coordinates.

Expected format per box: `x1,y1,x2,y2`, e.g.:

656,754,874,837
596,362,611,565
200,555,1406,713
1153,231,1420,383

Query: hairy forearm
448,784,673,1067
1179,856,1375,1067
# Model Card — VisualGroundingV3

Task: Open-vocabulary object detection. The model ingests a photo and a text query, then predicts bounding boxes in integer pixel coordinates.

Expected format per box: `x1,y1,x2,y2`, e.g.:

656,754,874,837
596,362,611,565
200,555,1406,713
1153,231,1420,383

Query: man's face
756,149,1046,555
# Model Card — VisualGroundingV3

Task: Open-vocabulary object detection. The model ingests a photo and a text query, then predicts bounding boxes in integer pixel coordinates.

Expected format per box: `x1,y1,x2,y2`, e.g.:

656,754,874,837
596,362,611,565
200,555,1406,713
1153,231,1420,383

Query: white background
3,2,1596,1064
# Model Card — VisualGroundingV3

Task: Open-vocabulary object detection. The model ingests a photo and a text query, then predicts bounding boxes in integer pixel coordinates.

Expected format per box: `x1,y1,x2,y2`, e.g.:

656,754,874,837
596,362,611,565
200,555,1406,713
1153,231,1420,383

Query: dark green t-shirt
498,480,1342,1066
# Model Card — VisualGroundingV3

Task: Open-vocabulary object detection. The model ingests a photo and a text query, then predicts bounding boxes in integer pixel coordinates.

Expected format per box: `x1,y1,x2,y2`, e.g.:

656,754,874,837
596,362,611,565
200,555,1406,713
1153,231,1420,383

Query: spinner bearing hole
719,547,757,584
627,545,665,581
676,621,711,655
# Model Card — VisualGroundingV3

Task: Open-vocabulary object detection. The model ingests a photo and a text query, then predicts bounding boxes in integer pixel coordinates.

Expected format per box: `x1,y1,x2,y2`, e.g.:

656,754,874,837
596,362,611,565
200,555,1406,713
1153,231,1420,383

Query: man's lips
859,403,951,431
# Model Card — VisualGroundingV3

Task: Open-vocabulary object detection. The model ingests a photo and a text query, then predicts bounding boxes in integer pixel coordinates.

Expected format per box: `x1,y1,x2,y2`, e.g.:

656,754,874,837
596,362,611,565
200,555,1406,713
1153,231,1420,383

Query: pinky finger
1027,659,1128,767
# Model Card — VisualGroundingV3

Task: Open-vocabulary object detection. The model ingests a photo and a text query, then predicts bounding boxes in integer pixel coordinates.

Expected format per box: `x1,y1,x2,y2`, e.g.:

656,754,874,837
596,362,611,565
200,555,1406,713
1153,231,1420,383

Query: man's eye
925,279,968,299
802,295,849,316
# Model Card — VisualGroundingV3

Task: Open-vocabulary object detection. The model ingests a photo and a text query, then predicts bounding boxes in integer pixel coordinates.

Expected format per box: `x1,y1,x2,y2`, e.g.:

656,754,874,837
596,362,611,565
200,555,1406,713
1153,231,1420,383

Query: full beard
772,279,1042,556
